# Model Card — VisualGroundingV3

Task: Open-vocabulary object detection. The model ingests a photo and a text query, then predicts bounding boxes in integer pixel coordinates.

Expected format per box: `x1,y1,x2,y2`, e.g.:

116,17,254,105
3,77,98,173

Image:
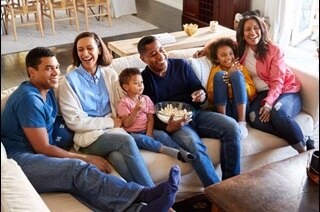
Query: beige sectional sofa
1,47,319,211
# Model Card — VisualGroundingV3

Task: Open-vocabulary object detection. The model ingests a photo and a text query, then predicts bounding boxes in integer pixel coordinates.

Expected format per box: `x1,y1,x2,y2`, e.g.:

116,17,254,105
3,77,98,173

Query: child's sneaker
238,121,248,139
177,148,196,163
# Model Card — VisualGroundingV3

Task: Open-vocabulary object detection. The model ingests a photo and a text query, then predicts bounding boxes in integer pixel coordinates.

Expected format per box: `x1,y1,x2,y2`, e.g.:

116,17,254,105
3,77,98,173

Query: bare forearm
146,114,154,135
36,144,112,173
24,128,92,164
35,145,89,161
122,110,139,128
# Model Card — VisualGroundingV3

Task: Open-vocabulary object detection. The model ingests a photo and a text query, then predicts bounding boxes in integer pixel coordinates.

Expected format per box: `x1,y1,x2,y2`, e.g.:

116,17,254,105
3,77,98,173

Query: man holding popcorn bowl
137,35,242,188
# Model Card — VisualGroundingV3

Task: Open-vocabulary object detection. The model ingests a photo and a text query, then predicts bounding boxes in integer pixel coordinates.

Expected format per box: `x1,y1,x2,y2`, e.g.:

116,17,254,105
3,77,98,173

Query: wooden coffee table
107,25,236,57
204,150,319,212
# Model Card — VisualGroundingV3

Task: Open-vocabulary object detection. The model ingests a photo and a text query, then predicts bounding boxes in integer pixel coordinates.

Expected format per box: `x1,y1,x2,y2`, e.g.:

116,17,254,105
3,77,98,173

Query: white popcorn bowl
155,101,194,124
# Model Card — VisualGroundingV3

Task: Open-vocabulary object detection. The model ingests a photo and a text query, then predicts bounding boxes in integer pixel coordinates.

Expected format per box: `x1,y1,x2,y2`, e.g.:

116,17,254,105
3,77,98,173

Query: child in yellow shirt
206,37,256,139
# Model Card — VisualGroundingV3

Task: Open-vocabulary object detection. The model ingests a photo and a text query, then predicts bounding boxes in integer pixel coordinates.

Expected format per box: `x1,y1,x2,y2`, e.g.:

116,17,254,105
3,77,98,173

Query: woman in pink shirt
236,14,314,152
117,68,195,162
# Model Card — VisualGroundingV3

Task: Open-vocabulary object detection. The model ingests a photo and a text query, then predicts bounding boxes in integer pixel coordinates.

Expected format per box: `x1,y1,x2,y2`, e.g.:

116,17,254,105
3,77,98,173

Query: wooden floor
1,0,182,91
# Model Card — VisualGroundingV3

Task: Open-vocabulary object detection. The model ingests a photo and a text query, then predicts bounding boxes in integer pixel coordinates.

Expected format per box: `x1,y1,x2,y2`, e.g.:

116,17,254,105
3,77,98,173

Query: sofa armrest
289,65,319,126
1,86,18,112
1,159,50,212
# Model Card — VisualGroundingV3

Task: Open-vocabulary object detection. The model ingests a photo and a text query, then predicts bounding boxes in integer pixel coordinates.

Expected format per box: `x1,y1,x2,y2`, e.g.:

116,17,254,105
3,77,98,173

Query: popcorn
159,104,192,117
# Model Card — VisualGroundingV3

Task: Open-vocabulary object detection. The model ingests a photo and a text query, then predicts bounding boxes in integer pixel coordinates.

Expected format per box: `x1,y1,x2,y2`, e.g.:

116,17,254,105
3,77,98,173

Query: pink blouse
240,42,300,106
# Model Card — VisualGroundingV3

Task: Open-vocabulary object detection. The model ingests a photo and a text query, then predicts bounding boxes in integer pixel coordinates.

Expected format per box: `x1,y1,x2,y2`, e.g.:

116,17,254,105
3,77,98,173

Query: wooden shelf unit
182,0,251,29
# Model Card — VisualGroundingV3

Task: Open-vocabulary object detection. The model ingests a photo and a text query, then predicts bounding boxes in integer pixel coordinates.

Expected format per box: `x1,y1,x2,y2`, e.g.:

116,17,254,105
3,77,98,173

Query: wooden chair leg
37,11,44,37
35,13,38,30
106,0,111,26
67,8,71,25
15,0,24,23
84,1,89,30
73,7,79,32
50,10,55,35
2,7,8,35
40,0,48,30
12,16,17,41
97,5,101,21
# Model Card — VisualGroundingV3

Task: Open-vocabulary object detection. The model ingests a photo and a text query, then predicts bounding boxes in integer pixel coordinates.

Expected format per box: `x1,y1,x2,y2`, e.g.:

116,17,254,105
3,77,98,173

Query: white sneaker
238,121,248,139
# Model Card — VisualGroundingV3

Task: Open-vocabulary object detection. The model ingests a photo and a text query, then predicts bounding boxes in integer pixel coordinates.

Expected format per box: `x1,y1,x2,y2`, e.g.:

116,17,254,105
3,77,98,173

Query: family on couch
1,13,315,212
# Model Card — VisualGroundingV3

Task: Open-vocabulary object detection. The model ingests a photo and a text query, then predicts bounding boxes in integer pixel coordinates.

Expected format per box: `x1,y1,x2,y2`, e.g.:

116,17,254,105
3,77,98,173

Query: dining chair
76,0,112,31
41,0,79,35
5,0,43,40
1,0,8,35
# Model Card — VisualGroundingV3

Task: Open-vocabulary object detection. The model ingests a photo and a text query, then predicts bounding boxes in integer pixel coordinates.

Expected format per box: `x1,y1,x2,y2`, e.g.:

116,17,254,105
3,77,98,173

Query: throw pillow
52,116,74,150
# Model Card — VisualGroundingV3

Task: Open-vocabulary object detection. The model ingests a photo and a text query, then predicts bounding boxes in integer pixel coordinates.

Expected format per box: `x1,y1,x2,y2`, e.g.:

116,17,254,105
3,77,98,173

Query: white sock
238,121,248,139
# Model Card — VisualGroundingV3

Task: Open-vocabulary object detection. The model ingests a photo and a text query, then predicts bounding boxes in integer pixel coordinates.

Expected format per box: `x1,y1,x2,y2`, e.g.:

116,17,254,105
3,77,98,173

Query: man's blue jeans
79,132,154,186
213,70,248,120
170,110,241,187
7,151,145,212
248,91,304,145
131,129,183,152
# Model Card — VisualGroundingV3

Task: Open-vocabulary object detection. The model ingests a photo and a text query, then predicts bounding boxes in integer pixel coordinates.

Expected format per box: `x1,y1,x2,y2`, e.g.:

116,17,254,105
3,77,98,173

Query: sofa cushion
167,47,201,59
141,112,313,187
204,112,313,159
1,159,50,212
41,193,91,212
109,53,146,75
186,57,212,88
140,150,194,183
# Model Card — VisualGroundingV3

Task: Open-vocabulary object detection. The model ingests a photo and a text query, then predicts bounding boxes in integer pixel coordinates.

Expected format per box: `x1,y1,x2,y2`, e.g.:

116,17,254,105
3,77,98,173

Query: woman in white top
59,32,154,186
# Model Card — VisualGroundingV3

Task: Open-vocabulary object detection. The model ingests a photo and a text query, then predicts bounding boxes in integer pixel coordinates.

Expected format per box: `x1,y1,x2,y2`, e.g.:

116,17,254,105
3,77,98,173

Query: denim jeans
7,151,145,212
131,129,182,152
80,132,154,186
248,91,304,145
214,71,248,120
170,110,241,187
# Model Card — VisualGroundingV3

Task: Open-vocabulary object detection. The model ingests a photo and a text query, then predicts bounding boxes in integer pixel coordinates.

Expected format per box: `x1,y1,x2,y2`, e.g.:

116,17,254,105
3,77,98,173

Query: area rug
1,14,157,55
172,194,212,212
